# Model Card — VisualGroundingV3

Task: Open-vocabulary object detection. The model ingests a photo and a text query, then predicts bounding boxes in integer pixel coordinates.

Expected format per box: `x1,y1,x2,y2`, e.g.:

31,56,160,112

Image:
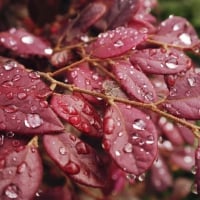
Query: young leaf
130,48,192,74
0,57,64,134
103,103,158,176
152,16,199,48
50,93,103,137
0,28,53,57
162,71,200,120
43,132,106,187
111,60,157,103
0,137,43,200
87,26,147,58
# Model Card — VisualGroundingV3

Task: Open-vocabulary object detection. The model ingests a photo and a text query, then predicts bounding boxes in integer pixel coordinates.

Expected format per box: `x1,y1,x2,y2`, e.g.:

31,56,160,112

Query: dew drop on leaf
179,33,192,45
3,60,17,71
75,141,90,154
17,92,27,100
123,143,133,153
132,119,146,130
69,116,81,125
138,173,146,182
17,162,27,173
59,147,67,155
44,48,53,55
165,62,178,69
102,139,111,150
114,40,124,47
4,184,19,199
126,173,136,184
0,134,4,146
64,161,80,175
104,118,115,134
24,114,43,128
21,35,34,44
146,135,155,145
187,77,196,87
191,183,198,194
115,150,121,156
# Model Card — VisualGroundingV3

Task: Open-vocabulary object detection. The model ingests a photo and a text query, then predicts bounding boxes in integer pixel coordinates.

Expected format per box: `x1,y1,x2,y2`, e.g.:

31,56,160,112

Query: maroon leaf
111,60,157,103
150,155,173,192
50,93,102,137
130,48,192,74
103,103,158,176
162,71,200,119
170,146,195,171
0,28,53,57
152,16,199,48
43,132,106,187
0,137,43,200
66,62,104,104
158,117,184,146
87,26,147,58
195,146,200,195
0,57,64,134
104,0,139,29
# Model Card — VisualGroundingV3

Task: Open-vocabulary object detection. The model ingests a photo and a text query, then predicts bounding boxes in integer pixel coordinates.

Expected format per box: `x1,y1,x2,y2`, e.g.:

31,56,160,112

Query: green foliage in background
157,0,200,34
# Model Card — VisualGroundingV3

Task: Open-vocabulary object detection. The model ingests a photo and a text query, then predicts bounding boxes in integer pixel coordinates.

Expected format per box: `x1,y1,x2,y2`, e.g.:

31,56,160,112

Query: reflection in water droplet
165,62,178,69
132,119,146,130
4,184,19,199
146,135,154,145
138,173,146,182
24,113,43,128
114,40,124,47
126,173,136,184
64,161,80,175
123,143,133,153
115,150,121,156
21,35,34,44
173,24,180,31
179,33,192,45
187,77,196,87
59,147,67,155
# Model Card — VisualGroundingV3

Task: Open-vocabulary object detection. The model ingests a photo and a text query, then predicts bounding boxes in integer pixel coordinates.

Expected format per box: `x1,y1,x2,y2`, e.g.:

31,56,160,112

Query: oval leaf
103,103,158,176
152,16,199,48
87,26,147,58
43,132,106,187
0,137,43,200
0,28,53,57
111,60,157,103
162,71,200,119
0,57,64,134
50,93,102,137
130,48,192,74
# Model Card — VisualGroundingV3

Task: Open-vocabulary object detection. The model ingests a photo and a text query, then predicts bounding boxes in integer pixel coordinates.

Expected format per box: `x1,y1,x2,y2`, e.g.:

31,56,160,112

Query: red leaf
0,57,64,134
66,62,104,104
103,103,158,176
0,28,53,57
50,93,102,137
152,16,199,48
150,155,173,192
87,26,147,58
111,60,157,103
130,48,192,74
43,132,106,187
162,71,200,119
0,137,43,200
170,146,195,171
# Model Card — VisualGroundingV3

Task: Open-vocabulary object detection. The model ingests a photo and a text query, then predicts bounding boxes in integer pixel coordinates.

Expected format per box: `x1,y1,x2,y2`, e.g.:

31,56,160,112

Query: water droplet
92,73,99,81
80,35,90,42
69,134,76,142
118,132,123,137
123,143,133,153
44,48,53,55
0,159,5,169
4,184,19,199
165,62,178,69
69,116,81,125
12,74,21,82
4,105,18,113
173,24,180,31
0,134,4,146
169,87,177,96
184,155,193,164
115,150,121,156
59,147,67,155
63,105,77,115
146,135,154,145
187,77,196,87
3,60,17,71
132,119,146,130
83,104,92,115
17,92,27,100
21,35,34,44
24,113,43,128
105,118,115,134
138,173,146,182
191,165,197,175
132,133,139,140
102,139,111,150
75,141,90,154
126,173,136,184
71,70,78,78
6,131,15,138
114,40,124,47
28,71,40,79
2,80,13,87
17,162,27,173
144,92,154,101
64,161,80,175
179,33,192,45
